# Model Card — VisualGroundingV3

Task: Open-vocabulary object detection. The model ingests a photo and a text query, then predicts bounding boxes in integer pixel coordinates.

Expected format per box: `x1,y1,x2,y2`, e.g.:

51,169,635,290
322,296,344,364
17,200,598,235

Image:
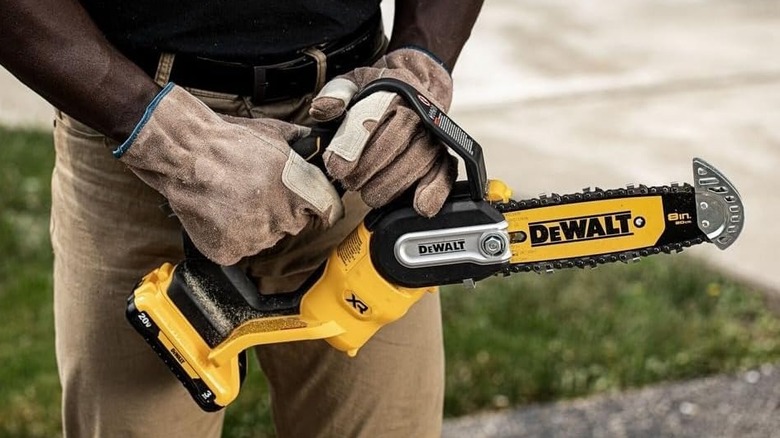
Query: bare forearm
389,0,484,71
0,0,159,140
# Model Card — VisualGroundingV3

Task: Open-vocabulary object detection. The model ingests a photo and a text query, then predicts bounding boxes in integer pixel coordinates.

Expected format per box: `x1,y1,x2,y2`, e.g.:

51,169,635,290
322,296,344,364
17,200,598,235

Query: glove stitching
113,82,175,158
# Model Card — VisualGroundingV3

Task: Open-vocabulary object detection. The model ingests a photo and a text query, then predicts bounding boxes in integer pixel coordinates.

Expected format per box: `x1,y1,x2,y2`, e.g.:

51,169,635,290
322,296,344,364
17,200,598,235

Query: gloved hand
114,83,343,265
309,48,457,217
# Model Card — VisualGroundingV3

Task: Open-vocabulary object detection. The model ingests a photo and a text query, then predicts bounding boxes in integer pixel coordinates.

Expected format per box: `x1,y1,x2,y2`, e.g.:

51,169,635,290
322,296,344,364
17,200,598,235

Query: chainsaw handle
294,78,489,202
289,125,334,167
353,78,489,201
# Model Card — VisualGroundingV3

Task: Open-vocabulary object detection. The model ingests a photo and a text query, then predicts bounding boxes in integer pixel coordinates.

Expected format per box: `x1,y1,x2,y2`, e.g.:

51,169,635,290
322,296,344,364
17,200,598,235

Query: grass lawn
1,125,778,437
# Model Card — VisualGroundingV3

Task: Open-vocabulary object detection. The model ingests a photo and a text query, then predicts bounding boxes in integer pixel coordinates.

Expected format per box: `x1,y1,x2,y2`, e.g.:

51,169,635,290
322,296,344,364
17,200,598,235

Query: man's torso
79,0,381,60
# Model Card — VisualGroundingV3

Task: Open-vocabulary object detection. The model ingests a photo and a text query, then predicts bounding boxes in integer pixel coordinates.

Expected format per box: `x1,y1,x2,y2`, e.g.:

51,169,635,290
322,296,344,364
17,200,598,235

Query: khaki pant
50,77,444,436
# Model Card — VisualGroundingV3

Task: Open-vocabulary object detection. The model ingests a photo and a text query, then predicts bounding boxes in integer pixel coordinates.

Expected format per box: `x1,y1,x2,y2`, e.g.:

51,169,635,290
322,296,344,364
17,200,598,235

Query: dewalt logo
418,239,466,255
169,347,186,365
529,211,641,247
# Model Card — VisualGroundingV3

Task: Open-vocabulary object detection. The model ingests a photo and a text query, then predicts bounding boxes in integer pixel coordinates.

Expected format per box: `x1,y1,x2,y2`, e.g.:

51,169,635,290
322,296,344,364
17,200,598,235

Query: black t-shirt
79,0,381,61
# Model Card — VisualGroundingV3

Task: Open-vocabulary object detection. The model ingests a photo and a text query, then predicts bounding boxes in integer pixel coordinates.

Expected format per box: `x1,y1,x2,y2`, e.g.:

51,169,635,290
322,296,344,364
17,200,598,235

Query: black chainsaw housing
365,182,508,288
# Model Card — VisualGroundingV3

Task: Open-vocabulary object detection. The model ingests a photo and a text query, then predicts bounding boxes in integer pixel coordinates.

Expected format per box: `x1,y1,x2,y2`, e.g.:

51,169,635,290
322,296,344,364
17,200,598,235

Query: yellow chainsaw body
129,221,434,409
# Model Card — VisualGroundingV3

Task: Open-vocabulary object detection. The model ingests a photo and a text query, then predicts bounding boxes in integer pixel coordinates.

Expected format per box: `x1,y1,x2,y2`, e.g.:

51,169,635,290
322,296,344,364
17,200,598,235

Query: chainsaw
126,78,744,412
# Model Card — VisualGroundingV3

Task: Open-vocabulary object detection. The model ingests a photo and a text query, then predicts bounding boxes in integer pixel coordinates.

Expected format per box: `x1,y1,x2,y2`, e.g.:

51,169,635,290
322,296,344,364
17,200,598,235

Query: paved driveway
449,0,780,294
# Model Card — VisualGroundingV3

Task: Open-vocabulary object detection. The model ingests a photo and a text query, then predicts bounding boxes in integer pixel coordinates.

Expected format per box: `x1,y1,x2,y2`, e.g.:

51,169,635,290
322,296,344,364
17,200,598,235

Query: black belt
129,14,387,103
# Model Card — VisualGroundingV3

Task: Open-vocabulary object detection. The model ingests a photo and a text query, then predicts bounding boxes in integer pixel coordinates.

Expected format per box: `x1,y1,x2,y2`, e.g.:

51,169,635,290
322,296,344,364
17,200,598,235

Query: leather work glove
114,83,344,265
309,48,457,217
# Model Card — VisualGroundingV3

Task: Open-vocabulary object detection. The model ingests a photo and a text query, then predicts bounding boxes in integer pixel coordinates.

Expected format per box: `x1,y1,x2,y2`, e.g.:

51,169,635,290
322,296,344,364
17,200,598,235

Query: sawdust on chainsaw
178,263,294,346
180,266,234,342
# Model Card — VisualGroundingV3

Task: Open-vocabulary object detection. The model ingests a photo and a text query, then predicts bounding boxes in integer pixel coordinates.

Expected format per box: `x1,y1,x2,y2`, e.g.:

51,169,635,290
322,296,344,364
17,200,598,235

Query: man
0,0,483,436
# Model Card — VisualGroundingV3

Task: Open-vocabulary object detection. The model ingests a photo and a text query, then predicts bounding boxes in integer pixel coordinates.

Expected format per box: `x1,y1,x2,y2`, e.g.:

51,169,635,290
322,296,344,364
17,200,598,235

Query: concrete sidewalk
449,0,780,295
443,364,780,438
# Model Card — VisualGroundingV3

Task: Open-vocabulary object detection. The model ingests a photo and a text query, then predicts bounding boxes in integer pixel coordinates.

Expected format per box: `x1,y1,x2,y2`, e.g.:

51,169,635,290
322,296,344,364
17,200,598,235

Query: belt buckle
253,66,268,102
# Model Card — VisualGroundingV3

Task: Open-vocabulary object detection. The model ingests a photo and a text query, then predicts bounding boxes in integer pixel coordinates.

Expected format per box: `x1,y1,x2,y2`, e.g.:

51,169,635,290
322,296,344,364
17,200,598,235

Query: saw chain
494,183,704,275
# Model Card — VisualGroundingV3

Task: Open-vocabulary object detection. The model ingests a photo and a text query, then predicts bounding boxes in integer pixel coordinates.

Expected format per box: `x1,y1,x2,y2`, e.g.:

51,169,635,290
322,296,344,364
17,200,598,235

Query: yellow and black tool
127,79,744,411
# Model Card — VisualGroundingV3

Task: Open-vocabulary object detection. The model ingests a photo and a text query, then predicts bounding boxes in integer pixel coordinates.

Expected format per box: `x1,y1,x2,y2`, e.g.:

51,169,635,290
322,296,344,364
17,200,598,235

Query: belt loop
154,53,176,86
303,47,328,95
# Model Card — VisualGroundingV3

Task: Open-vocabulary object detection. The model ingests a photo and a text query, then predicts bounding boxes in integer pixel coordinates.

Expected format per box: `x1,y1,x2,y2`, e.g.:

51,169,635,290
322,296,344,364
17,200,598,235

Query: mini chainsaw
127,78,744,412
